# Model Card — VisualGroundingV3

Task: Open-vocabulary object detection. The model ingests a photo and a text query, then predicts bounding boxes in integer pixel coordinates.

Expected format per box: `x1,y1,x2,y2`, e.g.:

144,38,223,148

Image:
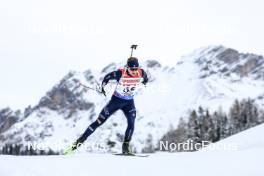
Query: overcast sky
0,0,263,109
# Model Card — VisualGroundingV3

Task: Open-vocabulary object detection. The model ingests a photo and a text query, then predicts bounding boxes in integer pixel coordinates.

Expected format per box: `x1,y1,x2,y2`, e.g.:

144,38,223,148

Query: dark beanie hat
127,57,139,68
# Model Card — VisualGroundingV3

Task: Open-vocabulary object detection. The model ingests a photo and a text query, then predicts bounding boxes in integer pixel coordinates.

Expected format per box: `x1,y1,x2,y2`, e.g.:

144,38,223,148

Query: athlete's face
128,67,138,76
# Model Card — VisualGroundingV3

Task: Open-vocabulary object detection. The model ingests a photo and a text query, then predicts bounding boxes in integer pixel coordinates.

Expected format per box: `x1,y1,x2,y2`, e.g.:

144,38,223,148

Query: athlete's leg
121,100,136,154
72,97,121,150
122,100,136,142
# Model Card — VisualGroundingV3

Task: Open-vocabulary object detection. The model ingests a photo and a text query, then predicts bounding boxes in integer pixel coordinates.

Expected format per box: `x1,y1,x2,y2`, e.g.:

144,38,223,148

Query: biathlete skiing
64,45,148,155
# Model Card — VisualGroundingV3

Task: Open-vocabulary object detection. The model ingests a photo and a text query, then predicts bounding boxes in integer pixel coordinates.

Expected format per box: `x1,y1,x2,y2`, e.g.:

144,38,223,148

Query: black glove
101,86,106,96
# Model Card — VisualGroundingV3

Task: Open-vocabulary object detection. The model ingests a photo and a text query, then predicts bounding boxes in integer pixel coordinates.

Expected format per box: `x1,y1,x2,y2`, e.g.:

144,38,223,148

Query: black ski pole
79,83,96,91
79,82,106,96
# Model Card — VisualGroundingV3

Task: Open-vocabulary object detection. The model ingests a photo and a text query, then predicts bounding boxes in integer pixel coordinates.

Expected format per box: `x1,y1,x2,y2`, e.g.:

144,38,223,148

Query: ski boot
63,141,81,155
122,141,132,155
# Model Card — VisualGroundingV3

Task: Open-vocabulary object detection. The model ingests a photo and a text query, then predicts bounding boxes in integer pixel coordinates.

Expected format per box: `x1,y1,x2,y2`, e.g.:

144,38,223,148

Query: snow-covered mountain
0,108,22,134
1,45,264,153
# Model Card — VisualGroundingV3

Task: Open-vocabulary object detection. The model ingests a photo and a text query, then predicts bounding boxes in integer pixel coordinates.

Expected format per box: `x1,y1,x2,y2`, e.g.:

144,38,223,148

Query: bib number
123,86,136,95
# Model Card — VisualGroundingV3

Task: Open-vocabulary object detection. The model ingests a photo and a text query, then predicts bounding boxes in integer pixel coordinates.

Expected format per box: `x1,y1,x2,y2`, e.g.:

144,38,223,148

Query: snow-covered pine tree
187,110,201,145
229,99,242,134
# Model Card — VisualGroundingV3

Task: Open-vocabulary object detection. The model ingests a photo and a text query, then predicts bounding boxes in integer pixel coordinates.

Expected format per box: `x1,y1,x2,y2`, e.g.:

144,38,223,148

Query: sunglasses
128,67,138,71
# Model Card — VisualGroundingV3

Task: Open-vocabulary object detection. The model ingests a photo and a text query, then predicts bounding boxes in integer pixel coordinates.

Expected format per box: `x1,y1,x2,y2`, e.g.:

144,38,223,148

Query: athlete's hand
96,85,106,96
141,80,147,88
101,86,106,96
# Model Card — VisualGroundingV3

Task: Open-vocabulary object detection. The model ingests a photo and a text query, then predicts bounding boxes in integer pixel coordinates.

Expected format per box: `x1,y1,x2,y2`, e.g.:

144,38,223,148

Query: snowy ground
1,124,264,176
0,150,262,176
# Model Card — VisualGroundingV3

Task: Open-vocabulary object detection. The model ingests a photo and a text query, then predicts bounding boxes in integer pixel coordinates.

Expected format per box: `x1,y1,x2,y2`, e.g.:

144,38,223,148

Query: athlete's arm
141,69,148,85
102,70,122,86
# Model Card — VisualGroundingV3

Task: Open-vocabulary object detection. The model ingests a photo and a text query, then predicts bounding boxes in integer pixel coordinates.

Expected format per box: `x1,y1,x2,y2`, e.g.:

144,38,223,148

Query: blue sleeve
102,70,122,86
141,69,148,85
